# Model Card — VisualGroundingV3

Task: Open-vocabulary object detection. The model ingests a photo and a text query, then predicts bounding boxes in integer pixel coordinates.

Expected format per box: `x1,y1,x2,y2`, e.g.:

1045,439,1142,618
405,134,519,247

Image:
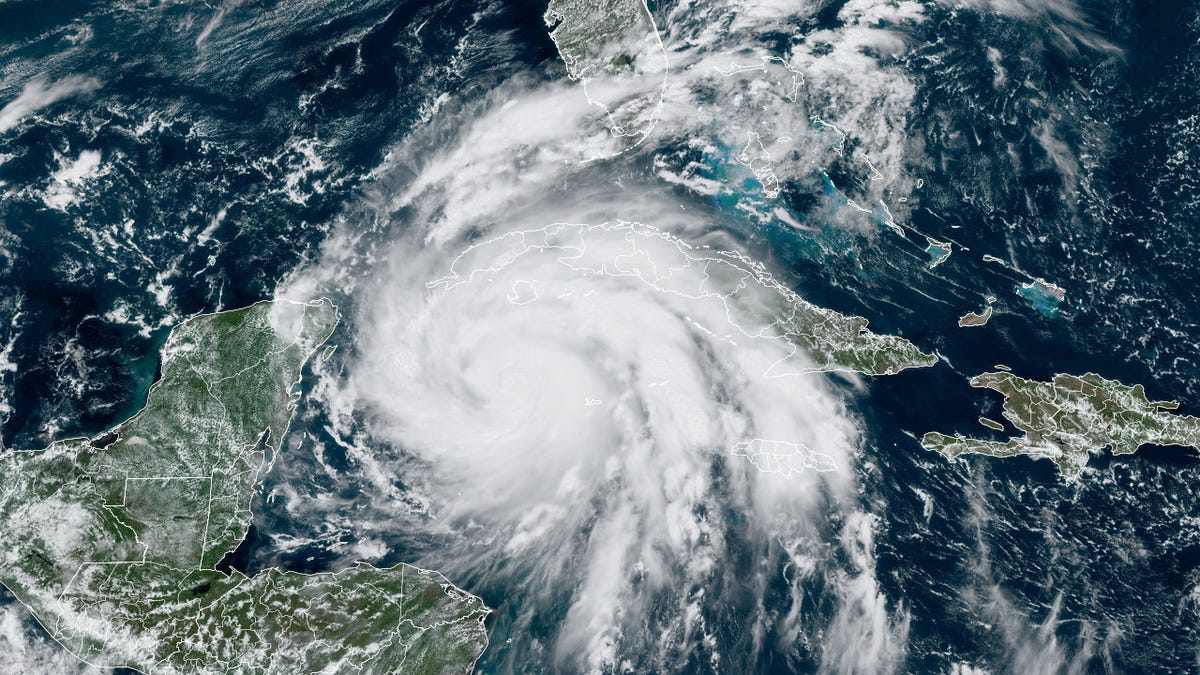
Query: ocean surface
2,0,1199,672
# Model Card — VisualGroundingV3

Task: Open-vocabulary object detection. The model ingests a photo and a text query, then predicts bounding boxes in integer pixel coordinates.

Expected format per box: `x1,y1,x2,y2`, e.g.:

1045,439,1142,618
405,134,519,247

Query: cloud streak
0,75,99,134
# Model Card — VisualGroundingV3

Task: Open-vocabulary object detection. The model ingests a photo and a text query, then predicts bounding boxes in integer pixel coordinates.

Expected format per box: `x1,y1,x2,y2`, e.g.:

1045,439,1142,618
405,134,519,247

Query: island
429,221,937,377
921,371,1200,477
730,439,837,478
924,238,952,268
958,306,992,327
958,295,995,327
1017,278,1066,317
0,299,489,673
978,416,1005,431
775,298,937,375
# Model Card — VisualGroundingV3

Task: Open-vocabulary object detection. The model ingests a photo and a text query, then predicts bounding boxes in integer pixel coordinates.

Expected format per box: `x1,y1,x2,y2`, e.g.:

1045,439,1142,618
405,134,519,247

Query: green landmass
543,0,655,80
0,299,489,673
775,301,937,375
709,248,936,376
978,416,1005,431
432,222,937,377
542,0,666,144
921,371,1200,477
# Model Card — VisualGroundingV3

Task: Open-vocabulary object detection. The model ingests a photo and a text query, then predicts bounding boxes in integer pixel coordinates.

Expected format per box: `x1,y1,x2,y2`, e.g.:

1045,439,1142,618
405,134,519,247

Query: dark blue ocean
2,0,1199,671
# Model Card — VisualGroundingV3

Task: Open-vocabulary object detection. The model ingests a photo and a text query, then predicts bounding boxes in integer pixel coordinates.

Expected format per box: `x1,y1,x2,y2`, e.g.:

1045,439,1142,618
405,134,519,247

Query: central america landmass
0,299,489,674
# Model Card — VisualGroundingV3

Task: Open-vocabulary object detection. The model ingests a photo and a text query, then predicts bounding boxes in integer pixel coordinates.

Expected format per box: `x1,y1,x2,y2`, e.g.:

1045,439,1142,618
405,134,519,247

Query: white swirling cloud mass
280,0,936,670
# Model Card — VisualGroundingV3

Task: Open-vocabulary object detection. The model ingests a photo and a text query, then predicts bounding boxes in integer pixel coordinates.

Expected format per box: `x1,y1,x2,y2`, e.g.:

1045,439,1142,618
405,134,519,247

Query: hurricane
340,218,898,671
5,0,1200,670
271,1,927,671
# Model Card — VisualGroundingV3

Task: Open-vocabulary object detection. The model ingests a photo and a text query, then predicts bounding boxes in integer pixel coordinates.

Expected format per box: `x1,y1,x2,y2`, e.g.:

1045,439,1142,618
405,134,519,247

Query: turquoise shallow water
3,0,1200,672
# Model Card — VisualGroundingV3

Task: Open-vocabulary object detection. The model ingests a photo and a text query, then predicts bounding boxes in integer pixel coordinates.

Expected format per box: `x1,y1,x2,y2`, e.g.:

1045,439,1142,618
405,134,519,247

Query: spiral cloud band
344,215,894,671
275,0,931,669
